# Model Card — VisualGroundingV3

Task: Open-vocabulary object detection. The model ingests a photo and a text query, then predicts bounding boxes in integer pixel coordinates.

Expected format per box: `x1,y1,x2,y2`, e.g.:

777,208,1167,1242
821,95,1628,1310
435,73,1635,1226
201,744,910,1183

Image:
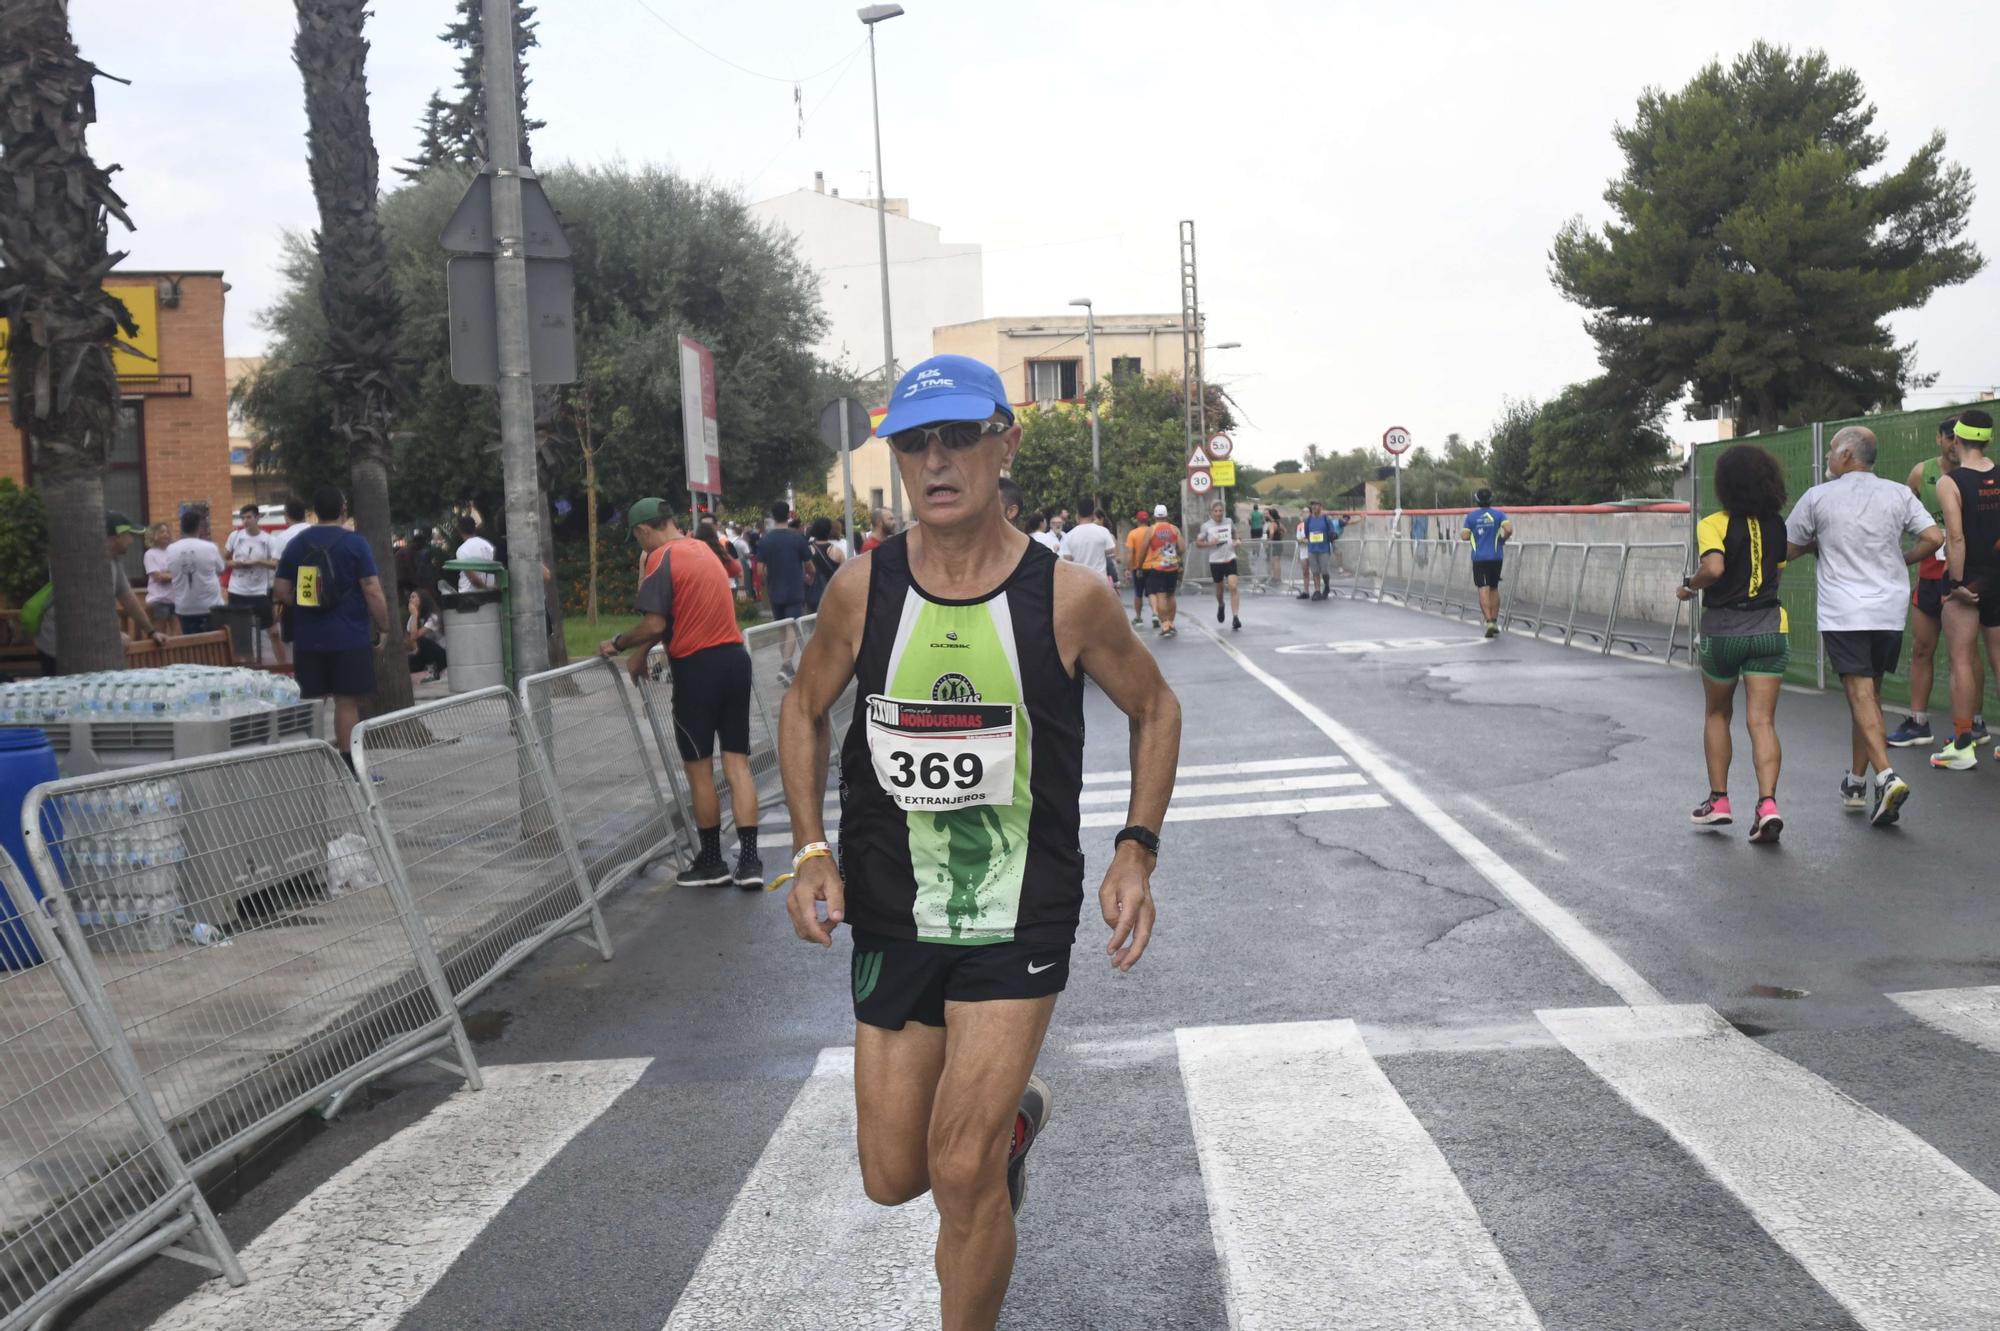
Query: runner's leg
854,1019,948,1205
1941,599,1982,736
682,757,721,826
719,750,758,829
1744,673,1782,799
1228,572,1241,617
1908,605,1940,718
929,995,1059,1331
1843,674,1890,777
1701,673,1735,795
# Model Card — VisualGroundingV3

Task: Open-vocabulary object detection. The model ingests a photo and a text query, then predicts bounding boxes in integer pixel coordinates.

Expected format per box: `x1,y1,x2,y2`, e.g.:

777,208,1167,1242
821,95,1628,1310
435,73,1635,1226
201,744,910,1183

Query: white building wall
748,189,983,376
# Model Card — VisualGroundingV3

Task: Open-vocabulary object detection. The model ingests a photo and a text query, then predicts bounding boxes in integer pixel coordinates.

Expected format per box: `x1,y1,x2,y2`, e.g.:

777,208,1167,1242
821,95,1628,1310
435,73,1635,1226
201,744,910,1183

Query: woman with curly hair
1678,442,1790,842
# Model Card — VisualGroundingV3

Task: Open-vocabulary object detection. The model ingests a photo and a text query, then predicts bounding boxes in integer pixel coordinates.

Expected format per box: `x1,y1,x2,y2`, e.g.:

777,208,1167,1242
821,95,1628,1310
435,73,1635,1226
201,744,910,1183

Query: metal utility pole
1179,221,1205,535
860,5,906,519
480,0,548,675
1069,297,1100,494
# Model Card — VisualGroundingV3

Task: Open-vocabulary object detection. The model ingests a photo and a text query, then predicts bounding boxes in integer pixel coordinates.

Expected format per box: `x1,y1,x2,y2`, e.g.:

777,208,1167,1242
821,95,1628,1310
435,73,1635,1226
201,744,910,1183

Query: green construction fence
1692,400,2000,718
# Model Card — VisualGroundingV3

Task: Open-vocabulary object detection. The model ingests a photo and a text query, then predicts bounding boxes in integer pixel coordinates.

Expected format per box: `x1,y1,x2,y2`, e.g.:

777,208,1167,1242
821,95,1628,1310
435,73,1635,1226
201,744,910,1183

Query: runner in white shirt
225,501,287,664
1056,508,1117,585
1196,499,1242,631
455,515,496,592
165,509,227,632
1028,511,1062,552
1784,425,1943,826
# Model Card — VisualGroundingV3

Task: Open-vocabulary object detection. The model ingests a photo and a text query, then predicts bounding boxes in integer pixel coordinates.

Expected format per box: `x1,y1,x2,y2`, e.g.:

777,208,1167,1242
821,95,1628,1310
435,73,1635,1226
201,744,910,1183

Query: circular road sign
1188,469,1214,495
1382,425,1413,456
817,397,875,453
1207,432,1234,460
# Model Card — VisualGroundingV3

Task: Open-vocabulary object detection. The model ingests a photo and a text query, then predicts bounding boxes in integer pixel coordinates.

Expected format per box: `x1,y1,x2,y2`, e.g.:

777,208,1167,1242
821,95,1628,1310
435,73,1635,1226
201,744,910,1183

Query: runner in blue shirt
1301,500,1341,600
1461,489,1512,638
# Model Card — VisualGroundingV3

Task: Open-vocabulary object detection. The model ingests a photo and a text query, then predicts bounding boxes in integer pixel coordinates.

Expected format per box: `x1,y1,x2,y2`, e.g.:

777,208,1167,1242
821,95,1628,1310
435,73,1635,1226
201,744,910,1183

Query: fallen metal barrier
1,846,245,1331
519,657,685,901
354,688,612,1007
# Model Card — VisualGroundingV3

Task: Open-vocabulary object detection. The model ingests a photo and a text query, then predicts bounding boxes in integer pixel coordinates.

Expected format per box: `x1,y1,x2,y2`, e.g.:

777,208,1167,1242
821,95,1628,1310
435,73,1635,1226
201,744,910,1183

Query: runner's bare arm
781,554,869,945
1940,481,1969,589
1908,459,1929,502
1055,560,1179,971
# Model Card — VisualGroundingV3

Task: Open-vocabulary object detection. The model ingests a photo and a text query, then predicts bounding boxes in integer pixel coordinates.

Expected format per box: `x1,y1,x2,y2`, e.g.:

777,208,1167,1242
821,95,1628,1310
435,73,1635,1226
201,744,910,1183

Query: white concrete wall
748,189,983,375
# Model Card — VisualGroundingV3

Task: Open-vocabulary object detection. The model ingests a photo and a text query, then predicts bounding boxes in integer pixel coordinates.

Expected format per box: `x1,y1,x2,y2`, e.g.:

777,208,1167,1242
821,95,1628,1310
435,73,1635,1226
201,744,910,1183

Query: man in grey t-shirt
1785,425,1942,826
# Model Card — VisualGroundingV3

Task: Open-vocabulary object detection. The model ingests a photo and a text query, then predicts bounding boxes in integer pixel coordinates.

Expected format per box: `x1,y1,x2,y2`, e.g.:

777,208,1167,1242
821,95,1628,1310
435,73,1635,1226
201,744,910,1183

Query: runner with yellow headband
1931,409,2000,769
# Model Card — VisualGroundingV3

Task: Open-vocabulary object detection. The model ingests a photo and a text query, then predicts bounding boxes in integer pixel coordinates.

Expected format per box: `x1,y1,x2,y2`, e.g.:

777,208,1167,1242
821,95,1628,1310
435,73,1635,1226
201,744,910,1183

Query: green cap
105,510,144,536
626,496,673,537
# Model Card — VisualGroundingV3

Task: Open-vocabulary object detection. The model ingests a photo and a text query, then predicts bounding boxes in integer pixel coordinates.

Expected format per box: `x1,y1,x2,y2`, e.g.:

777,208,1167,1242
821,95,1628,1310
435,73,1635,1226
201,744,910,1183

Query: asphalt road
67,582,2000,1331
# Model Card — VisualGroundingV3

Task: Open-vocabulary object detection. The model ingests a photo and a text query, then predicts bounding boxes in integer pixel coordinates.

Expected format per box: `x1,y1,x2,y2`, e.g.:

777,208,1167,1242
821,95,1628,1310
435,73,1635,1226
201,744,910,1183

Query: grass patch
563,613,639,662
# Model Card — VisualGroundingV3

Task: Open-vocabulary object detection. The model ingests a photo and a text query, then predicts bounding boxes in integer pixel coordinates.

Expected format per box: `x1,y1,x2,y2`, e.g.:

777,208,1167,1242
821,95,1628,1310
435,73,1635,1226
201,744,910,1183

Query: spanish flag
868,405,888,439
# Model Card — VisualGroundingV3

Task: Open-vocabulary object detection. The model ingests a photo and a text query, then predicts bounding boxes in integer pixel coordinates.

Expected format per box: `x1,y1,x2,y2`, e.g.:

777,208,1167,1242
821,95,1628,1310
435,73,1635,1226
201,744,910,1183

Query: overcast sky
75,0,2000,469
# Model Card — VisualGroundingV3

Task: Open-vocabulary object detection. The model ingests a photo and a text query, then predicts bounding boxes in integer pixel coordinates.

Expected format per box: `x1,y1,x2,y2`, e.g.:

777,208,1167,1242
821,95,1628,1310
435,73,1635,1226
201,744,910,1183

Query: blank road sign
447,256,577,386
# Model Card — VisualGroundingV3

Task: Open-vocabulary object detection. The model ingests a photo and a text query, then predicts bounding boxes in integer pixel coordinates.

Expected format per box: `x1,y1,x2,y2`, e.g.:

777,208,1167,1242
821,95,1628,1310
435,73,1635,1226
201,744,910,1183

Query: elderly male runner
778,353,1180,1330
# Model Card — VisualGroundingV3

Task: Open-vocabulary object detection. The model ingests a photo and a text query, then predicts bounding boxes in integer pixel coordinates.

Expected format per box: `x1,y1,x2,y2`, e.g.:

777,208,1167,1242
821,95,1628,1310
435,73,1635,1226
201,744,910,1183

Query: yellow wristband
769,844,833,893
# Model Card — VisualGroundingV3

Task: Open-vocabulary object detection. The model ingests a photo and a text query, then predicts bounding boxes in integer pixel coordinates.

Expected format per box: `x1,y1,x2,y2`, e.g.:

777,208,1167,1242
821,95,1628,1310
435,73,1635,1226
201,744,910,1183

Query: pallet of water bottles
47,776,230,953
0,665,324,775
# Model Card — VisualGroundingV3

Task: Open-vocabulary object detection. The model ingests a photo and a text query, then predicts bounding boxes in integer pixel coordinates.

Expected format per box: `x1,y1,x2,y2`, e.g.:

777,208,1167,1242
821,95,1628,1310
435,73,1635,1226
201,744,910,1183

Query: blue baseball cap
877,355,1014,436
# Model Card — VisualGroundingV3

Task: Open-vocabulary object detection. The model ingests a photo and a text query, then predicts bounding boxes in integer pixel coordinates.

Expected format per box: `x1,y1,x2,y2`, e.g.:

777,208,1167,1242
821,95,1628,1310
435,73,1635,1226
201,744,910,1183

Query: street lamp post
859,4,905,519
1068,298,1099,496
1208,341,1241,516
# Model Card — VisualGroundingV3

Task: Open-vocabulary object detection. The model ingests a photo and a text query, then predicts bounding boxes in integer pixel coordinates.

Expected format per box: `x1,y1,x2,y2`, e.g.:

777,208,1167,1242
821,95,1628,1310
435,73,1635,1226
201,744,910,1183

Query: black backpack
292,530,347,611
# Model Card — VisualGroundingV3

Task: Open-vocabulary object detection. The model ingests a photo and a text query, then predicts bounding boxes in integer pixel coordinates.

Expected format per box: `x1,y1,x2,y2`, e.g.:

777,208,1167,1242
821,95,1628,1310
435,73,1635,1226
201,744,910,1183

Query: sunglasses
887,420,1009,454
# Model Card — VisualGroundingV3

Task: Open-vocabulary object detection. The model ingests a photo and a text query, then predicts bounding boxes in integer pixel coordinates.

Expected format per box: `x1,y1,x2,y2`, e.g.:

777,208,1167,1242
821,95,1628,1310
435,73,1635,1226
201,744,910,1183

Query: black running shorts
1208,559,1238,580
1145,569,1182,595
849,929,1071,1030
229,591,275,629
1822,629,1903,680
293,646,377,699
668,641,752,760
1912,575,1944,621
1946,573,2000,627
1471,559,1503,589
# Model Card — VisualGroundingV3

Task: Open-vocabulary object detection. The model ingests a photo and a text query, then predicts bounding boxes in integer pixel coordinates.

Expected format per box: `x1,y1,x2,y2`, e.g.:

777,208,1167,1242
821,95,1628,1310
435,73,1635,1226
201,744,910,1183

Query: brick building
1,272,234,542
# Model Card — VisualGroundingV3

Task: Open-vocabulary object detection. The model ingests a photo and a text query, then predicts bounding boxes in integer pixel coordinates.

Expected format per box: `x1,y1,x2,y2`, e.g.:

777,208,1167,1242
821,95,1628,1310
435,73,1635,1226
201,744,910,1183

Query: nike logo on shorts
1027,960,1056,975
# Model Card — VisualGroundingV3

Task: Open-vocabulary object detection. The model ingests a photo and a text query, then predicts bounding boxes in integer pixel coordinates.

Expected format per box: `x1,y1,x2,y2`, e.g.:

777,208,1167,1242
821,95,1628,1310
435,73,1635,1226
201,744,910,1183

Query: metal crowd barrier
353,687,612,1007
519,656,686,902
1,847,245,1331
743,618,808,778
19,741,480,1166
1346,536,1692,664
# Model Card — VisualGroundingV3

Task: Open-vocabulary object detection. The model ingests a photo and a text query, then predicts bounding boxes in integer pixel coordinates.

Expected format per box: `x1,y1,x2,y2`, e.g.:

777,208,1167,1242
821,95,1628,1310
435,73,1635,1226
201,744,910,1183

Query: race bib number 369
865,695,1016,811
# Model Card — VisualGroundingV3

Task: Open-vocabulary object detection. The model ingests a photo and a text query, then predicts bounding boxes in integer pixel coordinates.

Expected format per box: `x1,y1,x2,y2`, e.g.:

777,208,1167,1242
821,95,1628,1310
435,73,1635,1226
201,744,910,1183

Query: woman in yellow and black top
1677,443,1789,843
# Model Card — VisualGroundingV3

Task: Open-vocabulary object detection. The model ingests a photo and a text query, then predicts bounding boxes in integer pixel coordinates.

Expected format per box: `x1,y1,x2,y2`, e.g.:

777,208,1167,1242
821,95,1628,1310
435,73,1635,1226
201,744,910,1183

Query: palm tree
0,2,139,674
292,0,411,710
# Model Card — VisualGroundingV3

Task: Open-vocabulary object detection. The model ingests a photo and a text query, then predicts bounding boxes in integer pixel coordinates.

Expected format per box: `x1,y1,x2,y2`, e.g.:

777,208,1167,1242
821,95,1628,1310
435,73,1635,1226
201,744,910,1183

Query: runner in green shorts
1680,443,1791,844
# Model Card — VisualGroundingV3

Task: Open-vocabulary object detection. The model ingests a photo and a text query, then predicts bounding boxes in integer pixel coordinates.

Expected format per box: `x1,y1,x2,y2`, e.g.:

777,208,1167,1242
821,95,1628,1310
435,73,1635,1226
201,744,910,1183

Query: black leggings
408,637,447,673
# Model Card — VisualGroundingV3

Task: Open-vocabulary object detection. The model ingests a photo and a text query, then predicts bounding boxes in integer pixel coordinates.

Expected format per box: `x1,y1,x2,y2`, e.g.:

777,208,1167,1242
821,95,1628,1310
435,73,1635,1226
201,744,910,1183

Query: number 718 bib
865,695,1016,811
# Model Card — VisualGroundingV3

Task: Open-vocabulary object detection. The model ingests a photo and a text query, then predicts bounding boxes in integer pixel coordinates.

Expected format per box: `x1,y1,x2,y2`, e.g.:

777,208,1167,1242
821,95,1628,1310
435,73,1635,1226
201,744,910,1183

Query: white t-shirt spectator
1031,530,1062,552
225,527,275,597
142,546,174,607
456,534,496,591
166,535,226,615
1200,518,1236,564
1057,521,1117,572
1785,470,1939,631
276,521,313,558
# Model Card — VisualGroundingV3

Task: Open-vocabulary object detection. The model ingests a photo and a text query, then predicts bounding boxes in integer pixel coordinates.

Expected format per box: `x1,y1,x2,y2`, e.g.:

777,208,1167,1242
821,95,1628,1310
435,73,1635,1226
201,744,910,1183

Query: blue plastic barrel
0,727,59,969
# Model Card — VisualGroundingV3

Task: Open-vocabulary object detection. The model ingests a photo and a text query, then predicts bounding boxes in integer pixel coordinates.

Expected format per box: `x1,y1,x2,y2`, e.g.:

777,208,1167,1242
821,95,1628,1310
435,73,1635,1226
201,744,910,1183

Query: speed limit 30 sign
1383,426,1412,455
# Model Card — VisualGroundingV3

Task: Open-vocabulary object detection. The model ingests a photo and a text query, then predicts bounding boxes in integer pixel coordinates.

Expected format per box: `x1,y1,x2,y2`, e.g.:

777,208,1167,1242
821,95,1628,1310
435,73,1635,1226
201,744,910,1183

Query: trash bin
441,559,511,692
214,603,262,664
0,727,59,968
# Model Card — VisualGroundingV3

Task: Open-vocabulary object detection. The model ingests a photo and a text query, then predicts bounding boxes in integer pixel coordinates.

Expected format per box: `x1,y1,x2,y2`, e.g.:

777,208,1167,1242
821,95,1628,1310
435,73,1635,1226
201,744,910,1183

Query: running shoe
1131,615,1144,626
1310,590,1327,601
1231,615,1241,632
1690,794,1733,826
1748,798,1783,845
1870,773,1911,827
1216,603,1225,624
1161,625,1177,638
1484,622,1499,639
1886,717,1935,747
675,854,733,888
1931,737,1979,771
1839,773,1868,811
1974,717,1992,744
777,662,797,688
1295,591,1310,600
1007,1073,1054,1218
730,850,764,891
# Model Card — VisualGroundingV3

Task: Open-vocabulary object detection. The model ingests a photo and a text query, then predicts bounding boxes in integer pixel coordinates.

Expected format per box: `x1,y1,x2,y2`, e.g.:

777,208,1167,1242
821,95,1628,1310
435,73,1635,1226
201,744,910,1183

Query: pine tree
397,0,541,179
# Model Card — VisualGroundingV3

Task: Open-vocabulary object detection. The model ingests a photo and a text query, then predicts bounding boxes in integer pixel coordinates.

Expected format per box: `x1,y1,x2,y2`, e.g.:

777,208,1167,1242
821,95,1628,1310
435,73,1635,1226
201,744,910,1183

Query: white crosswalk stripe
1083,756,1346,783
1540,1004,2000,1329
1081,793,1390,827
1077,771,1366,804
1177,1020,1543,1329
663,1046,939,1328
145,1059,650,1331
1886,984,2000,1055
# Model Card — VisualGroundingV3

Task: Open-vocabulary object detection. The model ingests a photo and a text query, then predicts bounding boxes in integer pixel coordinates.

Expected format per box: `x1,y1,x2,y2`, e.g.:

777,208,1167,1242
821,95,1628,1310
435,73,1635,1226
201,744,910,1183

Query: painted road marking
1079,772,1367,806
1887,985,2000,1056
1080,793,1390,828
147,1060,651,1331
1083,755,1346,784
664,1047,939,1328
1195,621,1663,1006
1540,1004,2000,1328
1177,1021,1543,1330
1275,637,1486,654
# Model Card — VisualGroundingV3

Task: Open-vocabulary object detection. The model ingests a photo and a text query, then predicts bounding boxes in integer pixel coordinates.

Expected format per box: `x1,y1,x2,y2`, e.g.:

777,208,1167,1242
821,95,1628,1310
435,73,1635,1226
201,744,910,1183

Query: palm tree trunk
351,441,412,712
0,2,139,676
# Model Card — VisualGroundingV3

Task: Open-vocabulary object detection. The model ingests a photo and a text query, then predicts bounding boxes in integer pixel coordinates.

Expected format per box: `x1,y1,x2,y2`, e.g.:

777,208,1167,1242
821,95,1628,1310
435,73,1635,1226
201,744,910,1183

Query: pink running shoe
1748,798,1783,844
1691,794,1733,826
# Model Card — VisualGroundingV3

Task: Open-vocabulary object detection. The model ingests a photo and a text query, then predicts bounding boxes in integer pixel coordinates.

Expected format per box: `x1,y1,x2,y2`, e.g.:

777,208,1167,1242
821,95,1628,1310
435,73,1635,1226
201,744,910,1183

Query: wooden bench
125,630,236,668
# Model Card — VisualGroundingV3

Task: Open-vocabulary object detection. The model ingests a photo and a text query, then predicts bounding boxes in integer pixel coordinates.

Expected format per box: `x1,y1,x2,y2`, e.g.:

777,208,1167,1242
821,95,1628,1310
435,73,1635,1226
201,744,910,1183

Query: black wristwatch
1113,825,1160,856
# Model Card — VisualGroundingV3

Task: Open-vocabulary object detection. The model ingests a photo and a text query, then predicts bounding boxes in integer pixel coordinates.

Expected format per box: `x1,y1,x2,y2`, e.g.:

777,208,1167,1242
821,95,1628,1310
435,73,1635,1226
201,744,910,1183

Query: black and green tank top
839,533,1085,946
